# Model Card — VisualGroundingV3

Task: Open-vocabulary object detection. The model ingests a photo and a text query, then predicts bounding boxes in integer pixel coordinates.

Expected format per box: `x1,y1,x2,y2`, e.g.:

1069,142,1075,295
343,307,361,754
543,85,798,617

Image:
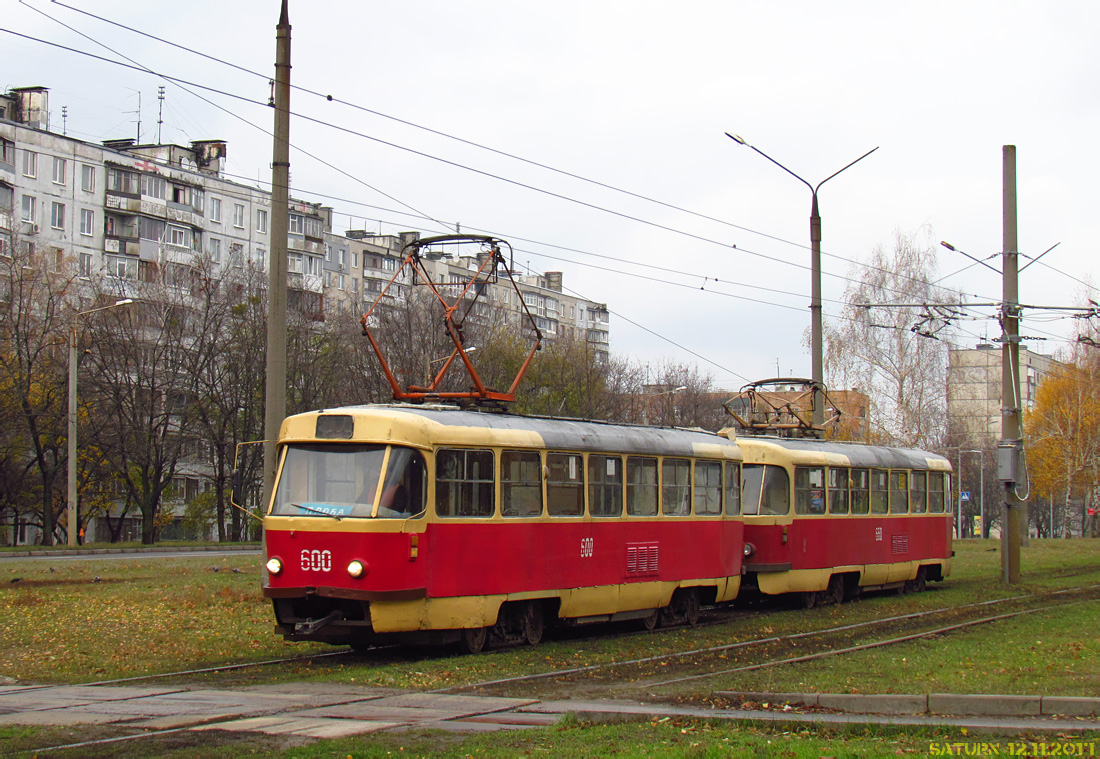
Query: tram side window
547,452,584,516
502,450,543,517
626,457,658,516
870,470,889,514
694,461,722,515
910,470,928,513
377,447,427,518
850,468,870,514
588,454,623,517
662,458,691,516
928,471,947,513
795,467,826,515
890,470,909,513
828,467,850,514
761,465,791,515
725,462,741,515
435,448,494,518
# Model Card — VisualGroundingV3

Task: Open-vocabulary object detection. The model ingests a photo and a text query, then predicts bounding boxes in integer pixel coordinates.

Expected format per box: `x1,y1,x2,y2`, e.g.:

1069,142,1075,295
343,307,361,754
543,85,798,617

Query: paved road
0,682,1095,751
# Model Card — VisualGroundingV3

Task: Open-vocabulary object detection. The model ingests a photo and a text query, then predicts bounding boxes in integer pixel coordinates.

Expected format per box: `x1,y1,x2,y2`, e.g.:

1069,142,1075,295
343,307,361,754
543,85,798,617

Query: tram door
741,464,793,584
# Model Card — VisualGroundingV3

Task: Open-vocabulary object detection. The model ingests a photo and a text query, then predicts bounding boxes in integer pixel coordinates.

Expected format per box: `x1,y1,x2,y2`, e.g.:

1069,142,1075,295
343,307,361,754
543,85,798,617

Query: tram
261,404,745,651
735,436,953,606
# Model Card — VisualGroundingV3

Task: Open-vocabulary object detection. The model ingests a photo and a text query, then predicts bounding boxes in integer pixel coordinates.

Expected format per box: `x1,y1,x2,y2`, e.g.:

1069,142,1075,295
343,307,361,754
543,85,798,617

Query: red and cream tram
262,404,745,651
735,436,953,606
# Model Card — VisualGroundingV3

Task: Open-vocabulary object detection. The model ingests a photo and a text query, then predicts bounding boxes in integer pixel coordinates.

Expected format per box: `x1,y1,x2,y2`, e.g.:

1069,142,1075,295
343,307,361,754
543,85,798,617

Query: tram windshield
271,443,426,519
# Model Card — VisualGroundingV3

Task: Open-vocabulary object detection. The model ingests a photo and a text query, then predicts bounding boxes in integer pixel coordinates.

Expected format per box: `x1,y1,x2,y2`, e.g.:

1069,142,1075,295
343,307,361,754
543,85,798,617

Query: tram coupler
294,610,344,635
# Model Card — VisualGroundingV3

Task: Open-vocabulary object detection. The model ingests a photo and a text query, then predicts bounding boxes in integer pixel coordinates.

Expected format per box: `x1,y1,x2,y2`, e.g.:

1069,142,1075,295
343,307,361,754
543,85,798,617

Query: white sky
6,1,1098,391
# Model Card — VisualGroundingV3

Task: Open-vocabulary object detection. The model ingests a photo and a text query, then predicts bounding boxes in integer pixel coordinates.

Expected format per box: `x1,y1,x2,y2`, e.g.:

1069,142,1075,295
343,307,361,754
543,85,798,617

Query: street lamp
726,134,878,434
644,385,686,425
68,298,132,547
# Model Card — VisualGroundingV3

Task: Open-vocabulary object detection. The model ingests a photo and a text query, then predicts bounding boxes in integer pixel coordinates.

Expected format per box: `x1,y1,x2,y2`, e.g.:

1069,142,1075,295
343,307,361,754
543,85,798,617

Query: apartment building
947,342,1063,444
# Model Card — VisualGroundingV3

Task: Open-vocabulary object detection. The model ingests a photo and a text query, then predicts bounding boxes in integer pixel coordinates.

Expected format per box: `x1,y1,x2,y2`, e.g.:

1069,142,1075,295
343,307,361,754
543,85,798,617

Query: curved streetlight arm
815,147,879,194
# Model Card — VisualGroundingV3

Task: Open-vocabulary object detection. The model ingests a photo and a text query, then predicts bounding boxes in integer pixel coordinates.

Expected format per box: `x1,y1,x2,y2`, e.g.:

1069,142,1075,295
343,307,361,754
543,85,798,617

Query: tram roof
288,404,742,459
736,436,950,470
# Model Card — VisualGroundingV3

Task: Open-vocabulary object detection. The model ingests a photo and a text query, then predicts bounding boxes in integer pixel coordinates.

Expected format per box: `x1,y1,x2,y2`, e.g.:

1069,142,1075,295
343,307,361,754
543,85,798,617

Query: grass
0,539,1097,692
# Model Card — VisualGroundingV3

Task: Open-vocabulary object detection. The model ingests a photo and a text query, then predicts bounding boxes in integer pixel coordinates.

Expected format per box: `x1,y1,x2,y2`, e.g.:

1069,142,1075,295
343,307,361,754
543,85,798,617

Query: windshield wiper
289,503,342,521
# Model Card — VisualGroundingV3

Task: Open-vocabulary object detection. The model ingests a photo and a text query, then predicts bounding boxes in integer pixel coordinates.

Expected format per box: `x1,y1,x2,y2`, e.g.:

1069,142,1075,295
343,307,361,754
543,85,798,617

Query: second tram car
262,405,745,651
736,436,953,605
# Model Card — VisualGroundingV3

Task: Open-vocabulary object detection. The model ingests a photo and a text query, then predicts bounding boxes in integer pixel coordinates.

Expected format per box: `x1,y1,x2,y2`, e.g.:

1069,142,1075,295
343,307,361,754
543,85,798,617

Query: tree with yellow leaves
1025,354,1100,538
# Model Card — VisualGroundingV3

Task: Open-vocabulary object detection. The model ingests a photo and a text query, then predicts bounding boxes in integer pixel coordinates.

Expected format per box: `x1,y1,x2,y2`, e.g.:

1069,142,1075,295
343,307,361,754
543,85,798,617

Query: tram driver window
741,464,790,515
377,446,426,518
271,443,387,519
795,467,826,515
436,448,495,518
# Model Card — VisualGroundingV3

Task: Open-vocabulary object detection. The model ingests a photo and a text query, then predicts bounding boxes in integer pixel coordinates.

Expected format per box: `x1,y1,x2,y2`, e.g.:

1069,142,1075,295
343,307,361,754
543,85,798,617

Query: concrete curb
715,691,1100,718
0,545,261,558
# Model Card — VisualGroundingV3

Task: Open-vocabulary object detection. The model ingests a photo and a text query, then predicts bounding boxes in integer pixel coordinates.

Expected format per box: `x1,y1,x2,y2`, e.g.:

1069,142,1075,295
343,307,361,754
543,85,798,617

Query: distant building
947,343,1064,444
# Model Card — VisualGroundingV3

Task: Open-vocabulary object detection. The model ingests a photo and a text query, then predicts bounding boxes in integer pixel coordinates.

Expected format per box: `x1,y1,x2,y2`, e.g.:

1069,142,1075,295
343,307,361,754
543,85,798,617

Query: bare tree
823,229,953,450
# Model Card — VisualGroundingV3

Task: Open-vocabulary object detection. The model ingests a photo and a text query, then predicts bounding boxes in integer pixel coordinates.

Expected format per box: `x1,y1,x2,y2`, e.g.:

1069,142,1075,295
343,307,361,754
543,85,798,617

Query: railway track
437,582,1100,700
12,581,1098,696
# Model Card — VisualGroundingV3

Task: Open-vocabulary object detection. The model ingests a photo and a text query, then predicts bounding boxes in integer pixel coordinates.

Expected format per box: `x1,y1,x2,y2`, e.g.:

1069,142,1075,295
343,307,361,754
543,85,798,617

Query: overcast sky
6,1,1098,391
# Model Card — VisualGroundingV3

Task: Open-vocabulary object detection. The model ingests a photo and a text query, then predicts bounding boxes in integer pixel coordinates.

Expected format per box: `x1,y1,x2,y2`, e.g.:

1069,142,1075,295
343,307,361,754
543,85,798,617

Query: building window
352,251,359,268
21,195,35,224
209,197,222,222
141,174,166,200
106,167,139,194
324,270,332,287
168,225,189,248
106,254,136,279
338,273,345,290
208,237,221,263
139,217,166,241
80,164,95,193
0,139,13,166
256,208,268,234
52,157,67,185
79,208,94,236
232,203,245,228
288,213,303,234
287,252,302,273
79,252,93,277
21,150,37,178
50,202,65,230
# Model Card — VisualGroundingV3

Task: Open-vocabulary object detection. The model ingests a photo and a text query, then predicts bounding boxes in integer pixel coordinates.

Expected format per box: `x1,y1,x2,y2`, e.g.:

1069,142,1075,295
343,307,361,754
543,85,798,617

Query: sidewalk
0,683,1095,741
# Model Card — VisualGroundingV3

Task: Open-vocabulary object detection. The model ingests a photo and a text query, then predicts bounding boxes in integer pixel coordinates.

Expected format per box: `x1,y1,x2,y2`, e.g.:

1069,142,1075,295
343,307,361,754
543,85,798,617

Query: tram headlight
743,542,755,558
265,557,283,575
347,559,367,579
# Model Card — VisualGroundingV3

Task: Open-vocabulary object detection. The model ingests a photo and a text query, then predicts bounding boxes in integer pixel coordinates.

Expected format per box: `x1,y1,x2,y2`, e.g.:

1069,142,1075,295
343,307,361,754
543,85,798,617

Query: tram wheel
638,608,661,632
801,590,817,609
826,575,845,605
683,590,701,627
522,602,545,646
905,567,927,594
458,626,488,655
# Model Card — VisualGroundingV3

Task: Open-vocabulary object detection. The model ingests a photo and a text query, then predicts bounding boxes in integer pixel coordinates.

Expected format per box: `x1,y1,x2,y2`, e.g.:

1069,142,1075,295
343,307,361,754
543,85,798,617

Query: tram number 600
580,537,594,558
301,549,332,572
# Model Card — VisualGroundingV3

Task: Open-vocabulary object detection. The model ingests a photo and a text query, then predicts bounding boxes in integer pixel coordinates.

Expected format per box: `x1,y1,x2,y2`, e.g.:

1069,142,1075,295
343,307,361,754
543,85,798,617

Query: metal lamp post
725,134,877,434
67,298,132,547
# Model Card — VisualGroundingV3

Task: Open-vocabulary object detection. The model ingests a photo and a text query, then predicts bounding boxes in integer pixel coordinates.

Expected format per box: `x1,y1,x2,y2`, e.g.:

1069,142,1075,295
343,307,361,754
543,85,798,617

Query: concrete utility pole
1000,145,1023,584
725,134,877,434
263,0,291,513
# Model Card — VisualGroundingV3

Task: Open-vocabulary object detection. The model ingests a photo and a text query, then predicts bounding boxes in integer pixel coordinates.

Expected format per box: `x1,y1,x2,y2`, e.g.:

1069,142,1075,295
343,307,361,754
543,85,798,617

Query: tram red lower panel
744,515,952,571
264,519,743,599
